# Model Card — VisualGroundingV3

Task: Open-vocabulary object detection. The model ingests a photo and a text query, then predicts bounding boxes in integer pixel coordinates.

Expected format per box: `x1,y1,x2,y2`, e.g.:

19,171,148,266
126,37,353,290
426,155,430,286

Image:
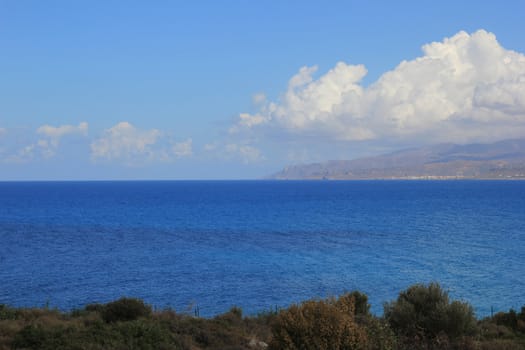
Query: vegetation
0,284,524,350
384,282,477,348
269,293,367,349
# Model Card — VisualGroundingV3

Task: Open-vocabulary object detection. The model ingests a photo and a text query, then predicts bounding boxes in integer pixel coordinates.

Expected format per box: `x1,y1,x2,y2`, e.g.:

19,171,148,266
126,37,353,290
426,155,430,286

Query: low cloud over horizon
90,122,194,166
1,29,524,174
234,30,525,148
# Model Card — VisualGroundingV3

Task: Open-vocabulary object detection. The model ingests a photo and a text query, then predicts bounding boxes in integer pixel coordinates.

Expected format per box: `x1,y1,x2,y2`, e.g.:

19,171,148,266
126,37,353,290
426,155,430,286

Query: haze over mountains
269,139,525,180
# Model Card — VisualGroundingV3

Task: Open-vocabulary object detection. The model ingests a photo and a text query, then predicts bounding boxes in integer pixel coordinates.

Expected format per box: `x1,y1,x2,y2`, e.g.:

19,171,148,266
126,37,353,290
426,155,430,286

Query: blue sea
0,180,523,317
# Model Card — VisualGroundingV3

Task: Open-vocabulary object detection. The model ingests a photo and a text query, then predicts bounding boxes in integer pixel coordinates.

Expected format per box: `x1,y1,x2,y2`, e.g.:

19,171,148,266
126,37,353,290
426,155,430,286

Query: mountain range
269,139,525,180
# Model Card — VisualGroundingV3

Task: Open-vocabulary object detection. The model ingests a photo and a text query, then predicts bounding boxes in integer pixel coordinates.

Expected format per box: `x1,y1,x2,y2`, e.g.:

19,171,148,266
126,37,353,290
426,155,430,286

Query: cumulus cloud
90,122,193,165
3,122,88,161
0,128,6,136
234,30,525,145
90,122,161,163
37,122,88,140
35,122,88,157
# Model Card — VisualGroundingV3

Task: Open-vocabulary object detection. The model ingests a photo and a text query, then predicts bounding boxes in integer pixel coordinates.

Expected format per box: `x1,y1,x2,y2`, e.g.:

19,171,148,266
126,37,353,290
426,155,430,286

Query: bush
110,319,174,349
486,306,525,337
11,324,73,350
361,317,397,350
384,282,476,346
0,304,18,321
85,302,105,313
101,297,152,323
349,291,370,317
269,293,368,350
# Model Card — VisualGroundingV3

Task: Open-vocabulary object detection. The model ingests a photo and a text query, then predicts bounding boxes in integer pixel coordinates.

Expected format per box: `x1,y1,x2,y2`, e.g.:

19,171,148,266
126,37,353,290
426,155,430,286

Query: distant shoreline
1,177,525,182
270,176,525,180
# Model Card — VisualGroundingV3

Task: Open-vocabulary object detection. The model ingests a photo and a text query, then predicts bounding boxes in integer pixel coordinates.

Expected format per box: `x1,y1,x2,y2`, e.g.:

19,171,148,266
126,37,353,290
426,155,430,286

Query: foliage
490,306,525,333
1,285,525,350
269,293,368,350
384,282,477,347
99,297,152,323
360,316,397,350
349,291,371,317
0,305,17,320
477,306,525,350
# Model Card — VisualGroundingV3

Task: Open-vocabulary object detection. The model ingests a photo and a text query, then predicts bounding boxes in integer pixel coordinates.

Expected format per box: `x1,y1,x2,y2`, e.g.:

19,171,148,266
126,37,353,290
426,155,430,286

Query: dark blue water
0,180,523,317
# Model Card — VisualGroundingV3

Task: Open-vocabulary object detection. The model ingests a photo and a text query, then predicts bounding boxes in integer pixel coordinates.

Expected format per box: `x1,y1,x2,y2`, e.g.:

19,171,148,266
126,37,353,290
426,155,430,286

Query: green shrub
85,302,105,313
0,304,18,320
493,309,518,330
11,324,72,350
361,317,397,350
349,291,370,317
101,297,152,323
110,319,174,350
384,282,476,346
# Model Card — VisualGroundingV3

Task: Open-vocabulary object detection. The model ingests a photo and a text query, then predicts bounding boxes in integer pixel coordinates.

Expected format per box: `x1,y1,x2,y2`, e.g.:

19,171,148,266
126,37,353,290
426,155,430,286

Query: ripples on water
0,180,523,316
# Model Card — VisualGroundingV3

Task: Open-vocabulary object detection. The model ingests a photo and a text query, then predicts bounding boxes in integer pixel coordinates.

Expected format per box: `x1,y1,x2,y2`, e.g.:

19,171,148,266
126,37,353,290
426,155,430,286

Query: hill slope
270,139,525,180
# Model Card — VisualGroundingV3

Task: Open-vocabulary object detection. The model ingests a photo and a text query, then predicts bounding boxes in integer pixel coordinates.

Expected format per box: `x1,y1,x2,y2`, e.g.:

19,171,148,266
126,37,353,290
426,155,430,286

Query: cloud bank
90,122,193,165
36,122,89,158
3,122,89,162
234,30,525,145
37,122,88,140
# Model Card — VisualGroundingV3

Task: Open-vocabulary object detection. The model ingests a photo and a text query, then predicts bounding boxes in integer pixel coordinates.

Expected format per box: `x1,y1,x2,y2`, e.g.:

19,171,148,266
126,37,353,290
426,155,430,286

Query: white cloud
37,122,88,140
2,122,89,162
235,30,525,145
35,122,89,157
229,113,268,133
0,128,6,137
90,122,161,163
90,122,193,165
172,138,193,158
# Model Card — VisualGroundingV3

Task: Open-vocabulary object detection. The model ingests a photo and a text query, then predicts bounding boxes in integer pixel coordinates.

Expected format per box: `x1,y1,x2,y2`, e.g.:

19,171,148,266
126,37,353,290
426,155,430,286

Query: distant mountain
269,139,525,180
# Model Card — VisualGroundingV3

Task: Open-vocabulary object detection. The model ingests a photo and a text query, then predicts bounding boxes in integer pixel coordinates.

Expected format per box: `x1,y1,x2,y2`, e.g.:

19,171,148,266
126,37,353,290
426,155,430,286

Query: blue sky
1,1,524,180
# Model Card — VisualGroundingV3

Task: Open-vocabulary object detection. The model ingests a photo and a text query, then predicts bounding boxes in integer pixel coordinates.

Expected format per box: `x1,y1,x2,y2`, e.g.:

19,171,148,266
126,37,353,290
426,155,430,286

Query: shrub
384,282,476,345
493,309,518,330
361,317,397,350
269,293,368,350
348,291,370,317
111,319,174,349
11,324,72,350
85,302,105,313
0,305,18,320
101,297,152,323
488,306,525,336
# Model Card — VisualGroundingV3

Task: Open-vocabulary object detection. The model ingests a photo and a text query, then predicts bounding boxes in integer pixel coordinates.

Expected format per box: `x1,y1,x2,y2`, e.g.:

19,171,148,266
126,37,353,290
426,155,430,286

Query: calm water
0,180,523,317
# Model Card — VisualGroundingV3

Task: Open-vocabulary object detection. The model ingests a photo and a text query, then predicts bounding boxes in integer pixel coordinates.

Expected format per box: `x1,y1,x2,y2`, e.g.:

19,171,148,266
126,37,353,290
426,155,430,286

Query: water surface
0,180,523,316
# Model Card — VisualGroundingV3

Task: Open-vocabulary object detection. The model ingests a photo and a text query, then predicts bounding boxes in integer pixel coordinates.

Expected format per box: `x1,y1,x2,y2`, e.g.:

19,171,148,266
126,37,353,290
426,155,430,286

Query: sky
1,1,524,180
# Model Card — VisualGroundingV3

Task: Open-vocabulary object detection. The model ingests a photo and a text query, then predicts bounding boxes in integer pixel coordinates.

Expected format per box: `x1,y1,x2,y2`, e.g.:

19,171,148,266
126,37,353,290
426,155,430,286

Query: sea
0,180,523,317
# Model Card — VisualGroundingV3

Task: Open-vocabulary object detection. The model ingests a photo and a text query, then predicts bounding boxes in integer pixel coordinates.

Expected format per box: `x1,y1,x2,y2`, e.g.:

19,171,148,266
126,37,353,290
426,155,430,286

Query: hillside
270,139,525,180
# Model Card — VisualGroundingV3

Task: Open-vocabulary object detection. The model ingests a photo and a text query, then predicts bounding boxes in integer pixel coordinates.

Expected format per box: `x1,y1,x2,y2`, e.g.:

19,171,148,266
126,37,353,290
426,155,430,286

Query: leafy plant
101,297,152,323
384,282,476,347
270,293,368,350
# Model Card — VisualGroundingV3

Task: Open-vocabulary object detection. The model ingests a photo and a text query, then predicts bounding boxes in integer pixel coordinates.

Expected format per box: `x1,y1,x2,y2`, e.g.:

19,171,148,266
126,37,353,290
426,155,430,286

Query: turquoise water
0,180,523,316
